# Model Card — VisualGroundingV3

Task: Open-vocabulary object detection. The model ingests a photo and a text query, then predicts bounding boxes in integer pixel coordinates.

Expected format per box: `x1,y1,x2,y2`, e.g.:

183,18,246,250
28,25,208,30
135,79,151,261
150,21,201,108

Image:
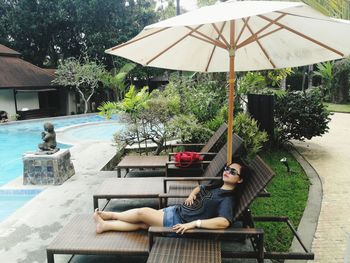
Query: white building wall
0,89,16,116
16,91,39,111
67,91,76,115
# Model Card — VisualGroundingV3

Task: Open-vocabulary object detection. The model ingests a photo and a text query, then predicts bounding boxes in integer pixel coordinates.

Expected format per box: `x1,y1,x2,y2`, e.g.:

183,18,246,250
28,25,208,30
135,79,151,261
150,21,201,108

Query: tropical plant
167,114,213,144
101,63,136,101
274,89,331,144
97,101,119,119
137,86,181,154
53,57,106,114
103,85,181,154
313,61,334,99
233,112,269,160
237,72,266,95
173,72,227,123
331,58,350,103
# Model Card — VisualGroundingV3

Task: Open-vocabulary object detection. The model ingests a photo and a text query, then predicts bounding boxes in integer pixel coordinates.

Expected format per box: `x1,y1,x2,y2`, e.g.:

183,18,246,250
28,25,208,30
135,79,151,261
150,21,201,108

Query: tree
1,0,159,67
114,85,150,152
101,63,136,101
53,57,106,114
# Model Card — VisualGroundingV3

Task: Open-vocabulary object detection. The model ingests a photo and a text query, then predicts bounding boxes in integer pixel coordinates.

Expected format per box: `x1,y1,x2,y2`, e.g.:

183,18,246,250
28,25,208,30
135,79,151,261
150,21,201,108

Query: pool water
0,189,42,221
0,115,120,186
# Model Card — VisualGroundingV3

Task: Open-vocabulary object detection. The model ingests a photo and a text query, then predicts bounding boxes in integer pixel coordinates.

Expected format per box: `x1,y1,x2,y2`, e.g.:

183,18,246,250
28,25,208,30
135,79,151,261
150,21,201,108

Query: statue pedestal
23,149,75,185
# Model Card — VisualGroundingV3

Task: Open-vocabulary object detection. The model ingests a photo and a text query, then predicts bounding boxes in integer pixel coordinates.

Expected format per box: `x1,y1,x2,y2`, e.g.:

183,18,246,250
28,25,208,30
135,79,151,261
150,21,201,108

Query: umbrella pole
227,21,235,165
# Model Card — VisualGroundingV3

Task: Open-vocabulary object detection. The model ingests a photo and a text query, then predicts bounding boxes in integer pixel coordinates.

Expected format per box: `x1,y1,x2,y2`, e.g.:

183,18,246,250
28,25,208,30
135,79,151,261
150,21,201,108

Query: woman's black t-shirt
176,185,234,225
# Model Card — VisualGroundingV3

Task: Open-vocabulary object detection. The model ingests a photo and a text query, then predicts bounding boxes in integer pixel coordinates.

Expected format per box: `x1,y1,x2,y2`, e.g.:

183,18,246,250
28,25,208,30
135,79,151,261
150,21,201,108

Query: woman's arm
184,186,201,206
173,217,230,234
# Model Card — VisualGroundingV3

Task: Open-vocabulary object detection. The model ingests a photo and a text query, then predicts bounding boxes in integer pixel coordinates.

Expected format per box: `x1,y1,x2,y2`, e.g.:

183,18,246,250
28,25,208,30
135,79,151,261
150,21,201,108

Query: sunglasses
224,166,240,176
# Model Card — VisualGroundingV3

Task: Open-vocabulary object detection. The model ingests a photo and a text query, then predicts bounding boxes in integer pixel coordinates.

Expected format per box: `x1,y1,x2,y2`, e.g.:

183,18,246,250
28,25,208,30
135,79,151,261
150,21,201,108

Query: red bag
174,152,203,168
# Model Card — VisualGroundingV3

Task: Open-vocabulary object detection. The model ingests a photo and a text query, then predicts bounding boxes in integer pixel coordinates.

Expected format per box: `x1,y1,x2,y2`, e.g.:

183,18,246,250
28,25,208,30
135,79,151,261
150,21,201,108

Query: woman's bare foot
95,208,118,220
94,209,106,234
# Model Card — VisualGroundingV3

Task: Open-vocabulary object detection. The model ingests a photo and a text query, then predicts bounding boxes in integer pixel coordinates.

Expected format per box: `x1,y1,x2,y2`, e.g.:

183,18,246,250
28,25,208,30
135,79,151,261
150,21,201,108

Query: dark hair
204,160,251,197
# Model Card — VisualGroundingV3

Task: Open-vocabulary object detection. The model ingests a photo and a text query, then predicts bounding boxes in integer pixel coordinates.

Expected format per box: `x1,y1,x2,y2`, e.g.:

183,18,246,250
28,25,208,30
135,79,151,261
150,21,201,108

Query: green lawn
324,102,350,113
251,148,310,258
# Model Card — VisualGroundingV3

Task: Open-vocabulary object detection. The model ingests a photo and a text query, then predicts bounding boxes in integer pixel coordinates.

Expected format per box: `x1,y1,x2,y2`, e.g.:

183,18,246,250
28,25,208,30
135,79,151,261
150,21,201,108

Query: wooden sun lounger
148,155,314,262
93,134,243,210
47,153,273,263
46,214,149,263
116,123,227,177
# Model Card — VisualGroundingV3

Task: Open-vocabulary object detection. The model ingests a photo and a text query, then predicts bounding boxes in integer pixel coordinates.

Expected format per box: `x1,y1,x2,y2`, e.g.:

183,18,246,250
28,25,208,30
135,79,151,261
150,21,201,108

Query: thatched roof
0,44,56,89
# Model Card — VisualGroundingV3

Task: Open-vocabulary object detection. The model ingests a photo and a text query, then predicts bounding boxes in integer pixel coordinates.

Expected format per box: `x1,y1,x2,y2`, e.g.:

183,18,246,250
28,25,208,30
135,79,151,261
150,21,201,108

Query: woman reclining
94,162,250,234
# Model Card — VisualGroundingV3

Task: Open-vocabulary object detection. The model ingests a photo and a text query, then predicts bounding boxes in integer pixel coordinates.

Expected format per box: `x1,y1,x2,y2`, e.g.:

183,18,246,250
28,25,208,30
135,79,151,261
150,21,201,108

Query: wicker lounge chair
116,123,228,177
147,156,315,263
47,154,273,263
93,133,243,210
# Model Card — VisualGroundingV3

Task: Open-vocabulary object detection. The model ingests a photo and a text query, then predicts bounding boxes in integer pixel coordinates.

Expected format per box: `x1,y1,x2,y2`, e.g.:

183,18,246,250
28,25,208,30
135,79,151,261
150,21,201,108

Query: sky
156,0,199,12
180,0,198,11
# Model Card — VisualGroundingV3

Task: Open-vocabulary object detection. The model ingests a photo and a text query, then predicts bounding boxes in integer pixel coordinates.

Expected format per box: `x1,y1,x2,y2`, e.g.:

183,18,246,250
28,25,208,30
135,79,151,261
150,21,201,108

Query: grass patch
250,148,310,257
324,102,350,113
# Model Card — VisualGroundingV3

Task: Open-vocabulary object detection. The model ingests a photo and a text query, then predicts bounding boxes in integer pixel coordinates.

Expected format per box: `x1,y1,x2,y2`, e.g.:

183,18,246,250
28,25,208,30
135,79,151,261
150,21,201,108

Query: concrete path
293,112,350,263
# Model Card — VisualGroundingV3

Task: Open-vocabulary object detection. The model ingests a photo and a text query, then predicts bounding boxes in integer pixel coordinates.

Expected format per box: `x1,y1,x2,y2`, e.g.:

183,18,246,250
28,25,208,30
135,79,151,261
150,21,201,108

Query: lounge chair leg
93,197,98,210
47,250,54,263
257,233,264,263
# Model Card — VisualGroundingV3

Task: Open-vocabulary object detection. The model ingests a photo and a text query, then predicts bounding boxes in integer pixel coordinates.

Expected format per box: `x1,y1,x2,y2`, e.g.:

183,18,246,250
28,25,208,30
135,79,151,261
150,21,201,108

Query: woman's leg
96,207,164,226
94,212,148,233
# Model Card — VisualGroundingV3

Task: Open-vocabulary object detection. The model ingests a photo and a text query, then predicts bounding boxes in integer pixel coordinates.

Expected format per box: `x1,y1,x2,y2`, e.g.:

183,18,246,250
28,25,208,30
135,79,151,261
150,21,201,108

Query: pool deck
0,137,117,263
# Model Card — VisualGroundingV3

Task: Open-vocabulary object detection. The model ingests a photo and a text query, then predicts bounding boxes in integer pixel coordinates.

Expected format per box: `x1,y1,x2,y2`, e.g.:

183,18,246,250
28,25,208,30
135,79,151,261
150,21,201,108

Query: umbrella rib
107,27,170,52
236,27,283,50
145,25,203,65
235,17,250,47
237,14,286,48
186,26,227,49
206,23,227,72
259,14,344,57
211,22,230,48
243,19,276,68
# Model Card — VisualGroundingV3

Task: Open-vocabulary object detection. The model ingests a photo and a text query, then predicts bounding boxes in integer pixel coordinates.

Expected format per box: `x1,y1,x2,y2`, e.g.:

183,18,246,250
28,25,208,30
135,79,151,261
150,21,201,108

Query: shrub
233,112,268,160
331,58,350,103
167,114,213,144
274,89,331,144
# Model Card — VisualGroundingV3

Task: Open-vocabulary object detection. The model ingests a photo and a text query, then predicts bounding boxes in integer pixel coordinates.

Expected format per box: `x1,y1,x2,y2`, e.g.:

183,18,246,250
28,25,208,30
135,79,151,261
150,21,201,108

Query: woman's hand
184,193,196,206
173,221,196,234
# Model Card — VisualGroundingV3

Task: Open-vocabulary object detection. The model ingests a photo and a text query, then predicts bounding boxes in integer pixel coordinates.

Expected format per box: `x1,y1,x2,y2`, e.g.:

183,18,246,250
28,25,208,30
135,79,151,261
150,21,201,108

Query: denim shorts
163,205,182,227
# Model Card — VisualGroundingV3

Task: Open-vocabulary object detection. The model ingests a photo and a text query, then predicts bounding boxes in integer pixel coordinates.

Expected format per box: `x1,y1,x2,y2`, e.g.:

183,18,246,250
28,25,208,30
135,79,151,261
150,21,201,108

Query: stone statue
37,122,59,154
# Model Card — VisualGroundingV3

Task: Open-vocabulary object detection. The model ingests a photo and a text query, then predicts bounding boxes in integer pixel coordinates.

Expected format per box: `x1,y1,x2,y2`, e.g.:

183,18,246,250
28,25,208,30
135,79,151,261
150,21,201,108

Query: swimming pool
0,114,121,186
0,189,42,222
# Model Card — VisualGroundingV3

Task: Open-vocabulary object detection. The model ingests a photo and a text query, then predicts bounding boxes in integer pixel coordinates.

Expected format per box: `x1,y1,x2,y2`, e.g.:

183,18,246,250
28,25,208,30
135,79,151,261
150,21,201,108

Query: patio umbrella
106,0,350,164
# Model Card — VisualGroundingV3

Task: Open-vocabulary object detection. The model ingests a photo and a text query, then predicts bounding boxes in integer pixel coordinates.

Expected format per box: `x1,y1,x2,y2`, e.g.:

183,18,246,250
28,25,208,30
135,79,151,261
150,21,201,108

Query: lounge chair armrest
148,226,264,237
163,176,220,182
148,227,264,252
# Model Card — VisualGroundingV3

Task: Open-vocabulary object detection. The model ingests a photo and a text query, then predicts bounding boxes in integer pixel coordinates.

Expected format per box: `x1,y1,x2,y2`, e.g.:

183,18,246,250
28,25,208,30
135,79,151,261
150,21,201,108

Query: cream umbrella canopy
106,0,350,164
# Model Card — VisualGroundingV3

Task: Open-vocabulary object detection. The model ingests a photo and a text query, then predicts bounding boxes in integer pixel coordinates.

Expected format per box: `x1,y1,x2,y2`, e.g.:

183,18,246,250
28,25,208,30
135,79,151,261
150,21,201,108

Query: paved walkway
293,112,350,263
